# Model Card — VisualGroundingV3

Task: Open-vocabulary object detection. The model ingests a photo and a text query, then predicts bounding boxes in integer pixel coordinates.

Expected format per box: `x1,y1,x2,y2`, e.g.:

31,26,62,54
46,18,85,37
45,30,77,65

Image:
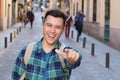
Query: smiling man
11,9,82,80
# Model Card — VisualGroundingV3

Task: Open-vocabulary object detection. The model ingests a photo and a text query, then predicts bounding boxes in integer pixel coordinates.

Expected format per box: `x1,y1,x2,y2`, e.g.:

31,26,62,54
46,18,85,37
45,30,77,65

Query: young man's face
42,15,64,45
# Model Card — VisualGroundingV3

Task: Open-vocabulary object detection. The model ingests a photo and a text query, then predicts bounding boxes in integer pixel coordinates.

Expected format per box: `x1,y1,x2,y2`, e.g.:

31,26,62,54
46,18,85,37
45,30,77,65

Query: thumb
55,49,63,55
55,49,67,59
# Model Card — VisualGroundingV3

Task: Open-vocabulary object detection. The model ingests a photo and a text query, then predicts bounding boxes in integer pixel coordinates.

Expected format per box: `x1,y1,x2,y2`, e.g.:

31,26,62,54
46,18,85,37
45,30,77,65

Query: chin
47,39,57,45
48,41,55,45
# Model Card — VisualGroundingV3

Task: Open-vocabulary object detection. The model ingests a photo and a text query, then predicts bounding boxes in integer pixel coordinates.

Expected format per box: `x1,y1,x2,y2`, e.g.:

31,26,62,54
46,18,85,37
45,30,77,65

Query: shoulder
24,41,38,51
27,41,39,48
18,46,27,58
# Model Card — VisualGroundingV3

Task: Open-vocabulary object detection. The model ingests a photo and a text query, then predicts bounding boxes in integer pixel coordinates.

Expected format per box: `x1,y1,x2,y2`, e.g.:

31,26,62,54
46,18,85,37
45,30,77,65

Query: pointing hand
55,49,80,64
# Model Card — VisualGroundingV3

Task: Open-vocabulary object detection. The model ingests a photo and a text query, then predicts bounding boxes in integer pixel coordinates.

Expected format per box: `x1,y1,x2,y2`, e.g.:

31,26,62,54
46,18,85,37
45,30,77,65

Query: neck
42,40,56,53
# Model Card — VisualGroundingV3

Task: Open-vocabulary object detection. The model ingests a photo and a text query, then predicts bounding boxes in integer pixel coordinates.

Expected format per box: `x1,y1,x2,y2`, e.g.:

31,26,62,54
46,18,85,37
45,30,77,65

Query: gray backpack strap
20,42,36,80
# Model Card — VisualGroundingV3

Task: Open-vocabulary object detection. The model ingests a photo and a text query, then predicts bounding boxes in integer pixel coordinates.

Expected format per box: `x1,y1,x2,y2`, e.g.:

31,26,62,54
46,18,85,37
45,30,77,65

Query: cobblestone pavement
0,12,120,80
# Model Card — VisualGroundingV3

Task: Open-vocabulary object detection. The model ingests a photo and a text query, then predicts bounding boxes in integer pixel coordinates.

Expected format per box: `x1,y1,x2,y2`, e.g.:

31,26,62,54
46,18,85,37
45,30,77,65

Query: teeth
49,34,54,37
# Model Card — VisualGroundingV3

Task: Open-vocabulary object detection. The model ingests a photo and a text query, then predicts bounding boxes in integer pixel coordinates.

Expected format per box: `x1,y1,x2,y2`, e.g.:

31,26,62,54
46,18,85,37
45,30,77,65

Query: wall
0,0,12,31
0,0,3,31
109,0,120,51
84,0,120,51
2,0,7,30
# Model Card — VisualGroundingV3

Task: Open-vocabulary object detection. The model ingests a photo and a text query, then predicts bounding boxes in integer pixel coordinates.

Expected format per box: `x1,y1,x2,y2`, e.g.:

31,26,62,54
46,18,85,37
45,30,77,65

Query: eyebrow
45,22,63,27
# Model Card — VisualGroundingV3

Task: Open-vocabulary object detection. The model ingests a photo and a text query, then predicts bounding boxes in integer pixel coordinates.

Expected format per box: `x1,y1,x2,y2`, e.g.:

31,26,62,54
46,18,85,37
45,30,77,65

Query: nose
50,27,55,33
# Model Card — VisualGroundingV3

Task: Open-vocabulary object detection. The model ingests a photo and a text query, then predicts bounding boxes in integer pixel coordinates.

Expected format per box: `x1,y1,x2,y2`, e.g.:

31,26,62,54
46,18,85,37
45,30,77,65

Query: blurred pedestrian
27,11,35,29
25,11,30,25
22,10,26,27
65,11,73,38
11,9,82,80
41,11,45,21
18,8,22,22
74,10,85,42
41,8,47,22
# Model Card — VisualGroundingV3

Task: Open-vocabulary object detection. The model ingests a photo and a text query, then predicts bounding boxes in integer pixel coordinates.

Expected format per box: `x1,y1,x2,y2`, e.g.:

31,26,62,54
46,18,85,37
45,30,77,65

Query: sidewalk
0,23,23,55
0,12,120,80
69,27,120,80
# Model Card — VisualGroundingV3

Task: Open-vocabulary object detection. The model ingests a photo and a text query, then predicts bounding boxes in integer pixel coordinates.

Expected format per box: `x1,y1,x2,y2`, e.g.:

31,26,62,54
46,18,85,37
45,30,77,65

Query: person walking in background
41,10,45,21
27,11,35,29
65,11,73,38
74,10,85,42
22,10,26,28
11,9,82,80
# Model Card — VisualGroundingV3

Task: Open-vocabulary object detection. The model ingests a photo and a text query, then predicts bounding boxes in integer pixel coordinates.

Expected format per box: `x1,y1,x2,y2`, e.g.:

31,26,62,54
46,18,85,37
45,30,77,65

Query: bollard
83,37,86,48
106,52,110,68
17,28,19,34
91,43,95,56
4,37,7,48
14,30,16,38
19,27,21,32
71,30,73,38
10,33,12,42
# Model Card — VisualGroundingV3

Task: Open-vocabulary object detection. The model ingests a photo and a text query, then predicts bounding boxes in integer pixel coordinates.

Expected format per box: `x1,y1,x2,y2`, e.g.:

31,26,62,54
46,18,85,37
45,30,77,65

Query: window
93,0,97,21
104,0,110,42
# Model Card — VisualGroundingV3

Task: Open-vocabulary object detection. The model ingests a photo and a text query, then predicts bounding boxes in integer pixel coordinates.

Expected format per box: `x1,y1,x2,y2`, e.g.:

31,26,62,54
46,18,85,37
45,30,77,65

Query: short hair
43,9,66,26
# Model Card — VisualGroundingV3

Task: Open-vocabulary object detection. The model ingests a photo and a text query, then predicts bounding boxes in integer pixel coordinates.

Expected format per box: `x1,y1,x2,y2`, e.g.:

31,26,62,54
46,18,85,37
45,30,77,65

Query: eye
55,25,64,30
45,23,52,27
55,26,61,29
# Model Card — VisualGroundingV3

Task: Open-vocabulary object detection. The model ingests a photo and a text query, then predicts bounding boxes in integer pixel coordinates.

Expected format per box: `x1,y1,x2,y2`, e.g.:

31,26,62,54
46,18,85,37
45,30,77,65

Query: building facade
69,0,120,51
0,0,18,31
49,0,68,12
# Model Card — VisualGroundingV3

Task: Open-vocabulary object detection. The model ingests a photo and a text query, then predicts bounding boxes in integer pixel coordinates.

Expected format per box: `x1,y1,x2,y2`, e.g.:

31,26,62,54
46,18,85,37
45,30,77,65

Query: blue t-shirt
43,49,52,80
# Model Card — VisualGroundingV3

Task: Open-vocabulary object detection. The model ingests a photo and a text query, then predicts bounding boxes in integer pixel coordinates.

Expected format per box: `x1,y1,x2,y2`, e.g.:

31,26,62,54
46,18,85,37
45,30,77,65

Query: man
74,10,85,42
11,9,82,80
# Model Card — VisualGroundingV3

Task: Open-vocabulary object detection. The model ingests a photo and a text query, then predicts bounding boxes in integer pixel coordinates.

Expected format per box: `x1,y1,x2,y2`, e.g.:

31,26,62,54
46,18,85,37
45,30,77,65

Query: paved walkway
0,12,120,80
69,28,120,80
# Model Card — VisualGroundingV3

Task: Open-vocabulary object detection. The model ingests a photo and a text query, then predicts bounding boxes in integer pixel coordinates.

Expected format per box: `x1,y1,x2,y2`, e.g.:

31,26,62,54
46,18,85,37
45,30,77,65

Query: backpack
20,42,67,80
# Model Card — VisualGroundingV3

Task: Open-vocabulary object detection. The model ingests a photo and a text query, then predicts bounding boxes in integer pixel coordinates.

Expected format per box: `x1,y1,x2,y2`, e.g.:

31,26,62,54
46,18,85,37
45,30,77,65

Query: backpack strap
20,42,36,80
24,42,36,65
59,44,68,80
59,44,66,72
66,15,71,22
